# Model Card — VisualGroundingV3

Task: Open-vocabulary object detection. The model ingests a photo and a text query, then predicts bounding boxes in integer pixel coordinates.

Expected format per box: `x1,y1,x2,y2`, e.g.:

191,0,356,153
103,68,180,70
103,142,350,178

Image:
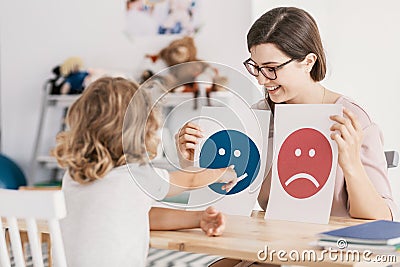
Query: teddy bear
146,36,227,109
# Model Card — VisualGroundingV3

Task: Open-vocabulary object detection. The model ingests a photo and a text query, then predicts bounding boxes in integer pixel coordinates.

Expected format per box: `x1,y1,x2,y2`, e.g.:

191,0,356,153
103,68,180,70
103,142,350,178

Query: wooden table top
150,211,398,266
4,210,398,266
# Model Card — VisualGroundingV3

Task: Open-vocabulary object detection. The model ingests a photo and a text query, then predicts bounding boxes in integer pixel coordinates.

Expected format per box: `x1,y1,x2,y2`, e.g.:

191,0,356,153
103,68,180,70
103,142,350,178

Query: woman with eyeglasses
176,6,399,266
176,8,398,265
241,6,398,221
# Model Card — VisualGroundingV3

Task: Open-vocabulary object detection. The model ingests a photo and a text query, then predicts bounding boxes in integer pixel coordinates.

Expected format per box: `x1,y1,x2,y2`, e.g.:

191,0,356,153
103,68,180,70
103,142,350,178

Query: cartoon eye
295,148,301,157
218,148,226,156
233,149,241,157
309,148,316,158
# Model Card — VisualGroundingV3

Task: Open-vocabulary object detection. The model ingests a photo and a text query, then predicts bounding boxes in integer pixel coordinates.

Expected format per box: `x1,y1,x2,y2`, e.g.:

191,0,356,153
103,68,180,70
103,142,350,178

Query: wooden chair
0,189,67,267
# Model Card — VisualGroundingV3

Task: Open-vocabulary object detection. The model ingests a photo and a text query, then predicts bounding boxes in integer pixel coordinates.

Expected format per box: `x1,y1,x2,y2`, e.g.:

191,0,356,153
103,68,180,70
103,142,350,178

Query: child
52,76,237,267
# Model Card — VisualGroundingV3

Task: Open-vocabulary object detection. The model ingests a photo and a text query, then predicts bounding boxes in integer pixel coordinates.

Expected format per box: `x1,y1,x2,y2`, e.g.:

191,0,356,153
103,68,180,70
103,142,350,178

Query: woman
176,7,399,266
178,6,398,221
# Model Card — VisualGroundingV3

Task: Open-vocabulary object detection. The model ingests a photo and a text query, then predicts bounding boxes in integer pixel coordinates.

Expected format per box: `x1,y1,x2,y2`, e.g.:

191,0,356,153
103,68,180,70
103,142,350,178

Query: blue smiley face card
187,106,271,216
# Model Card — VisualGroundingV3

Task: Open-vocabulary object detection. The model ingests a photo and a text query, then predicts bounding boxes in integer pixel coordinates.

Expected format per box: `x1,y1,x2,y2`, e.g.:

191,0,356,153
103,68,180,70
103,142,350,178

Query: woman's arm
330,108,392,220
149,206,225,236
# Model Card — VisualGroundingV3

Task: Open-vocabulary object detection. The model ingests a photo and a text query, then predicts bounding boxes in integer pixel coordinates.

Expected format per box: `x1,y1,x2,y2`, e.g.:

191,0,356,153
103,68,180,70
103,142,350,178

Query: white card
265,104,342,224
187,106,271,216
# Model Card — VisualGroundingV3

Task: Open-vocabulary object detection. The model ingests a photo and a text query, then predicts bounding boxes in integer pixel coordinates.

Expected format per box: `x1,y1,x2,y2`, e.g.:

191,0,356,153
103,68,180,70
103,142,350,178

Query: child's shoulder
124,163,170,201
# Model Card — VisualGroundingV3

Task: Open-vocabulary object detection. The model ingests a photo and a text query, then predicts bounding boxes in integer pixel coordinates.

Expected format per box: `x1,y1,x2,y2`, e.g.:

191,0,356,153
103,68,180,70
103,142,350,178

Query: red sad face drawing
277,128,332,199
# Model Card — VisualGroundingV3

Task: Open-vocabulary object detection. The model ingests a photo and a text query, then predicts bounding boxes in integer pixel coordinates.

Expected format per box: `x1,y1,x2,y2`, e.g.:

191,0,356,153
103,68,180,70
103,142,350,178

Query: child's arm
149,206,225,236
167,166,237,197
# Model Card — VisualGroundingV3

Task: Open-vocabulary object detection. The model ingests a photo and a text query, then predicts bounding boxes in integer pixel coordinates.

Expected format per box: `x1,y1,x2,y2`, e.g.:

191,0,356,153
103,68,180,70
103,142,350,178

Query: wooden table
150,212,399,266
4,212,398,266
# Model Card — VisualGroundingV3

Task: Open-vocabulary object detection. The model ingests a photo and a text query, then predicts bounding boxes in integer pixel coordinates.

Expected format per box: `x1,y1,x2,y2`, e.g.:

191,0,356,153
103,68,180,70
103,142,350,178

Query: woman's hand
330,108,364,172
200,206,225,236
175,122,203,168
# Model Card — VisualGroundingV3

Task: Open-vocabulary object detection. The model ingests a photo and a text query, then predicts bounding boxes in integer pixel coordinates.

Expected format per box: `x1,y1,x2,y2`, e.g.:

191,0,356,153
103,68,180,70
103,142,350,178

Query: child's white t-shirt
60,163,170,267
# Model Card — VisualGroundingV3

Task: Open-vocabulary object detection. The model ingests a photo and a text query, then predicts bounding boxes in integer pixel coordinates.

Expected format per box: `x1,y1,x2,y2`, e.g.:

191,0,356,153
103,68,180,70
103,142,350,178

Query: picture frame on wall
125,0,202,38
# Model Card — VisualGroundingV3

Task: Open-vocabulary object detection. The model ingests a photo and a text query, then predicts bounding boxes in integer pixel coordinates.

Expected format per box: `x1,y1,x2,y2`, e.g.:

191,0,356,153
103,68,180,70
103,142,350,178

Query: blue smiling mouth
237,173,248,182
199,129,261,195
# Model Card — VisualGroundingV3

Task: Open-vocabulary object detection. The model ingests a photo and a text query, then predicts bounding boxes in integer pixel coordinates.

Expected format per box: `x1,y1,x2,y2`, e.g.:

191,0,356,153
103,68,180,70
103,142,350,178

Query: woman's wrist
342,160,365,180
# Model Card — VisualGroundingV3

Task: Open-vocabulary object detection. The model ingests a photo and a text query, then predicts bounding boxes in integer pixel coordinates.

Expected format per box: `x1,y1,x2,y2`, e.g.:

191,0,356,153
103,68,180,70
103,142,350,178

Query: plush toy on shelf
146,36,227,109
59,57,90,95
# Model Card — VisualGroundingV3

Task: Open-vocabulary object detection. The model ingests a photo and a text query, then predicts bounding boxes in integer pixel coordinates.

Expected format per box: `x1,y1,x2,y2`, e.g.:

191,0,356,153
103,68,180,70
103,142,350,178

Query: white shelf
158,91,233,107
36,155,60,169
46,95,80,107
36,155,178,171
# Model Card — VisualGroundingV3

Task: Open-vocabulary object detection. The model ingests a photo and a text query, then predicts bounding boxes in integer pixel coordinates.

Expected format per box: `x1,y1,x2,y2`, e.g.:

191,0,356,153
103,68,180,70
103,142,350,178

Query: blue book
314,239,400,254
318,220,400,245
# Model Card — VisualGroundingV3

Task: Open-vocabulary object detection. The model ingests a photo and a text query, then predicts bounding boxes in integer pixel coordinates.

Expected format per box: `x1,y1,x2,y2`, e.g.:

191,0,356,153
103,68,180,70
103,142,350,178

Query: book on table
315,220,400,253
314,239,400,254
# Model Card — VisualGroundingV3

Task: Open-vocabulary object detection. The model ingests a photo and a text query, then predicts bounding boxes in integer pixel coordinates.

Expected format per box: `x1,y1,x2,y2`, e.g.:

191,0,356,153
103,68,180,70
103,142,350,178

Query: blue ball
0,154,27,189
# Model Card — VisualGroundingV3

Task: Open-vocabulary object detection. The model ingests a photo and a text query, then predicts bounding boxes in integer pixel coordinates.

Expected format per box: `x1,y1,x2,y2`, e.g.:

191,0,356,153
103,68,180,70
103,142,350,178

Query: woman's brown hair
247,6,326,82
247,7,327,112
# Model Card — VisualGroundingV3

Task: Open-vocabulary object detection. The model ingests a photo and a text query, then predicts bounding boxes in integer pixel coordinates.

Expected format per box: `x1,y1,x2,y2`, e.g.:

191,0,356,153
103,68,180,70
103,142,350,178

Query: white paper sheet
187,106,271,216
265,104,342,224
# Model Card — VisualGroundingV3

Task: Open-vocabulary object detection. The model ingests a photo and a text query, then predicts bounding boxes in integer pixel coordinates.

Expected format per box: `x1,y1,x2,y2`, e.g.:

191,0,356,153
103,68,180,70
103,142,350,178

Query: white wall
0,0,253,184
3,0,398,202
252,0,400,204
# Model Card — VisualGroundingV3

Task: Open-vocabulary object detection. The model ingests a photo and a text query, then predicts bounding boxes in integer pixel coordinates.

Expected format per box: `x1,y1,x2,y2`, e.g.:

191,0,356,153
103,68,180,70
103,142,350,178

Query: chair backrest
385,150,399,169
0,189,67,267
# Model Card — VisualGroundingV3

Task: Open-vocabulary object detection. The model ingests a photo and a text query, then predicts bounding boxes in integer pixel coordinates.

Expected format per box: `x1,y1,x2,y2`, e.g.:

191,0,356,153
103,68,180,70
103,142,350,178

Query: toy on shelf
139,69,155,84
145,36,227,109
48,66,65,95
47,57,90,95
60,57,90,95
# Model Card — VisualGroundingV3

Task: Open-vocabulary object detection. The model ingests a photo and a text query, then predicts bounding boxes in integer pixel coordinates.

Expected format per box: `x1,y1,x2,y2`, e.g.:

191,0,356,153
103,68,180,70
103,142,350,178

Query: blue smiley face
199,129,260,195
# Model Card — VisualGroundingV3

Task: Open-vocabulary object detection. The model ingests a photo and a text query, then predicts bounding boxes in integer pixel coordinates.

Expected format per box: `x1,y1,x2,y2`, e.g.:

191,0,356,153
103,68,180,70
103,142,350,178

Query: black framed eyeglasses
243,58,296,80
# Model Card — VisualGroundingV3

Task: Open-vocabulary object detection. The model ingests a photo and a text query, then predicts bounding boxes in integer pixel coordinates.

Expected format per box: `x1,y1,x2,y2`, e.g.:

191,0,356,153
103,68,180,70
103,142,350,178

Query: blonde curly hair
52,77,160,184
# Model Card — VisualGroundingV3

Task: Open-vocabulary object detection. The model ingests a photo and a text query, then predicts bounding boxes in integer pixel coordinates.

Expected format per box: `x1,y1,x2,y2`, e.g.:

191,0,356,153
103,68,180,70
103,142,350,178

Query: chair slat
0,189,67,266
48,219,67,267
0,225,11,267
26,218,44,267
7,216,25,267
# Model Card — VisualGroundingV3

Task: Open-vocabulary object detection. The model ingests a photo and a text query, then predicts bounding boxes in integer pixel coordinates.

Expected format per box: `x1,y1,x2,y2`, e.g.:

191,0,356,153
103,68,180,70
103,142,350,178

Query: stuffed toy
59,57,90,95
147,36,227,109
139,69,155,84
48,65,65,95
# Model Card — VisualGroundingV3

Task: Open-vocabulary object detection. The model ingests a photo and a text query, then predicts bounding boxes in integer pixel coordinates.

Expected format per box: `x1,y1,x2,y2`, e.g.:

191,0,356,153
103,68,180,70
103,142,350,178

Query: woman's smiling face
249,43,309,104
